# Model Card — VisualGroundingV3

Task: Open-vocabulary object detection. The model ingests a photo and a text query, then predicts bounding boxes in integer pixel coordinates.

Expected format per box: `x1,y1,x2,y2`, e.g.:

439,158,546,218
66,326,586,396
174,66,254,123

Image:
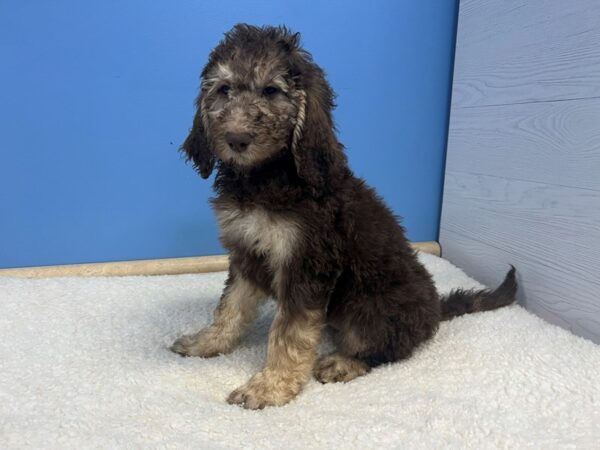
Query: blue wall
0,0,458,268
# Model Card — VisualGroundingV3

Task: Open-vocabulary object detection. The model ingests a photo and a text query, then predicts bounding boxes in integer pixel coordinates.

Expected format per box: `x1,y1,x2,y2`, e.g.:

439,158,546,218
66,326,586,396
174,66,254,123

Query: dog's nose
225,132,253,153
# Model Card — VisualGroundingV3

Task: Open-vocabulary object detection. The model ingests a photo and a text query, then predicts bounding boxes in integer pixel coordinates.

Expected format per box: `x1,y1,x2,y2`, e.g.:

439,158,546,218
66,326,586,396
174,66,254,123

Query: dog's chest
214,204,300,268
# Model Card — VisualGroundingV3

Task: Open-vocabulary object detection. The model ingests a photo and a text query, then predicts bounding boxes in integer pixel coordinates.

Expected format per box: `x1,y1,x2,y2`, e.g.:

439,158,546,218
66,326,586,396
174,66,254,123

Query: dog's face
182,24,342,186
201,53,300,169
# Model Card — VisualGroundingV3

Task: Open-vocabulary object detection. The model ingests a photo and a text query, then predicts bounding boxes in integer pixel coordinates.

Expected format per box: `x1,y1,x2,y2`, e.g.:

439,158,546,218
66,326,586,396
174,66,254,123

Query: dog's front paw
170,327,233,358
227,370,300,409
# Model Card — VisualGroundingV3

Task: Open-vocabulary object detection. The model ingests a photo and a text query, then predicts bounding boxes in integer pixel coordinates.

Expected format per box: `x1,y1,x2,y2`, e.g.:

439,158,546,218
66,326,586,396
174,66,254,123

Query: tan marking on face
202,63,233,91
216,63,233,81
227,307,325,409
202,63,234,99
251,58,290,93
170,275,267,357
266,74,290,93
226,106,252,133
253,56,282,83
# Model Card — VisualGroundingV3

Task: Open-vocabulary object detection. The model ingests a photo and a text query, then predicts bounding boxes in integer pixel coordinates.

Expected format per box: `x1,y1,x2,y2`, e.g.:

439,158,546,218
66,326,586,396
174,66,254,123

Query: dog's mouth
217,140,288,169
216,141,258,166
227,147,255,164
213,131,256,165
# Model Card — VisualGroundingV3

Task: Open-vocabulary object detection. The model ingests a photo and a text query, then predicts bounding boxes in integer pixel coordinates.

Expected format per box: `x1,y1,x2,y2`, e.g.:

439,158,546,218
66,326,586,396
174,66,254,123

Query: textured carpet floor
1,253,599,449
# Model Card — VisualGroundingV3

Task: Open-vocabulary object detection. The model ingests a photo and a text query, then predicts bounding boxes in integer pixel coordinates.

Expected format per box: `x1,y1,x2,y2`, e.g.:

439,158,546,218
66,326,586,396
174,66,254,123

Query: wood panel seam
446,170,600,194
457,94,600,110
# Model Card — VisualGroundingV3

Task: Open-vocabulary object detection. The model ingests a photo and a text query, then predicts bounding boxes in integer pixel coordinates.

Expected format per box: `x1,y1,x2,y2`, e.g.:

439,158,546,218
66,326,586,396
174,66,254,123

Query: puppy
171,24,517,409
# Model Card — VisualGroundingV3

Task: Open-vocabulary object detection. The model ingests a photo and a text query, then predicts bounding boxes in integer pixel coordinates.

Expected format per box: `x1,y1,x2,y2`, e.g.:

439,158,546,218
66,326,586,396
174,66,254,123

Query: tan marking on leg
170,274,267,357
227,306,324,409
314,353,370,384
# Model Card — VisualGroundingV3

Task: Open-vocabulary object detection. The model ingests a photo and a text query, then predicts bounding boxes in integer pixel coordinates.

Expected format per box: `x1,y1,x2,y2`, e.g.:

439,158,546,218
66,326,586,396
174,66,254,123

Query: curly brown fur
173,24,517,409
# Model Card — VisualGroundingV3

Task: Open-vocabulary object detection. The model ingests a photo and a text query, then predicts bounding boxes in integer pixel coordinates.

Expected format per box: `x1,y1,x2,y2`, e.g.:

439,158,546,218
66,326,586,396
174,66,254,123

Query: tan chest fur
215,204,301,276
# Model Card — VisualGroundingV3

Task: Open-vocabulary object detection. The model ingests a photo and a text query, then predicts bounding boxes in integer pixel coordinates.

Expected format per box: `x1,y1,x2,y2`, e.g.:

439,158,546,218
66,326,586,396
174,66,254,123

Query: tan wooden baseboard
0,241,440,278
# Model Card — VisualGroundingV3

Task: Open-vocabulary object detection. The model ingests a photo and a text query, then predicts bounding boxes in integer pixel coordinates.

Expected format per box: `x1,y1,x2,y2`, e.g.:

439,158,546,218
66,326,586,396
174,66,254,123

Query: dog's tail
440,266,517,321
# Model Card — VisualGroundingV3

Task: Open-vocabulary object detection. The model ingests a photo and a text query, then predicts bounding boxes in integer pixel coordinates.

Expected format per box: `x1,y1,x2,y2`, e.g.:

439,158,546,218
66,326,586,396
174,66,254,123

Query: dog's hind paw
170,334,202,357
314,354,370,383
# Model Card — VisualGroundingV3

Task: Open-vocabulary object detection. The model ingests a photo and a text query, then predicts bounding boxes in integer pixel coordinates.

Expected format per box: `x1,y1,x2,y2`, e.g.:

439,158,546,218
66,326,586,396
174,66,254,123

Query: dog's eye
218,85,231,95
262,86,279,97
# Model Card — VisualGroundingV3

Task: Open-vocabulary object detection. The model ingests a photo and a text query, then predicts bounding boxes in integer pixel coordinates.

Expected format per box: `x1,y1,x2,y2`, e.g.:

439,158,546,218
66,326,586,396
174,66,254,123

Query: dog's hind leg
314,324,371,383
314,353,370,383
170,272,267,357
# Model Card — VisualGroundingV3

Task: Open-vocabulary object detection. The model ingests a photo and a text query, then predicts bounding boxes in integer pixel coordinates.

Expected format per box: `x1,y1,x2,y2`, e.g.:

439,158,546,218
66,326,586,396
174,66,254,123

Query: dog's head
182,24,344,188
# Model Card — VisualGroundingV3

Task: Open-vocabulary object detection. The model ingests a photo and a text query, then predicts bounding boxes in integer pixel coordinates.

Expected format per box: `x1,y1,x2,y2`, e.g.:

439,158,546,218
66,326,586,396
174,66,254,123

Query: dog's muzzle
225,132,253,153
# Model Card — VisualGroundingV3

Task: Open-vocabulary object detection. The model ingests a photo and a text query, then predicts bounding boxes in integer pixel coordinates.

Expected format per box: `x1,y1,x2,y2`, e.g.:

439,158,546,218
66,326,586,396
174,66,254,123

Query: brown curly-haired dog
171,24,517,410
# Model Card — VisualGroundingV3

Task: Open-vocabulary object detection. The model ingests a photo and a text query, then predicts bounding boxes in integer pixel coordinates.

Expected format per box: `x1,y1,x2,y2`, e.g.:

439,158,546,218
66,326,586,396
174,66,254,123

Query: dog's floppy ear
181,96,215,179
291,60,346,192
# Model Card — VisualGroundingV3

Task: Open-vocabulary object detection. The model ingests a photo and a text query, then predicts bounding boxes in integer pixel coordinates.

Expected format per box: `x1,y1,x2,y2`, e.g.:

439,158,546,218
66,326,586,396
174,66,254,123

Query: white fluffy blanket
1,253,599,449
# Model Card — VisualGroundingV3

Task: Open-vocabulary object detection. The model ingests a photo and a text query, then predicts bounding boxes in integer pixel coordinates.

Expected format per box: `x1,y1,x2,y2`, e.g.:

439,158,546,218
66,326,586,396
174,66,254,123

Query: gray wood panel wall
440,0,600,343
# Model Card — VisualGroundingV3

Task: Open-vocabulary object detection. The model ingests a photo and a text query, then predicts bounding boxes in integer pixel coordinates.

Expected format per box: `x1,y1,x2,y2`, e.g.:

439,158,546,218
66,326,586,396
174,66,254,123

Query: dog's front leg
171,272,267,357
227,304,325,409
